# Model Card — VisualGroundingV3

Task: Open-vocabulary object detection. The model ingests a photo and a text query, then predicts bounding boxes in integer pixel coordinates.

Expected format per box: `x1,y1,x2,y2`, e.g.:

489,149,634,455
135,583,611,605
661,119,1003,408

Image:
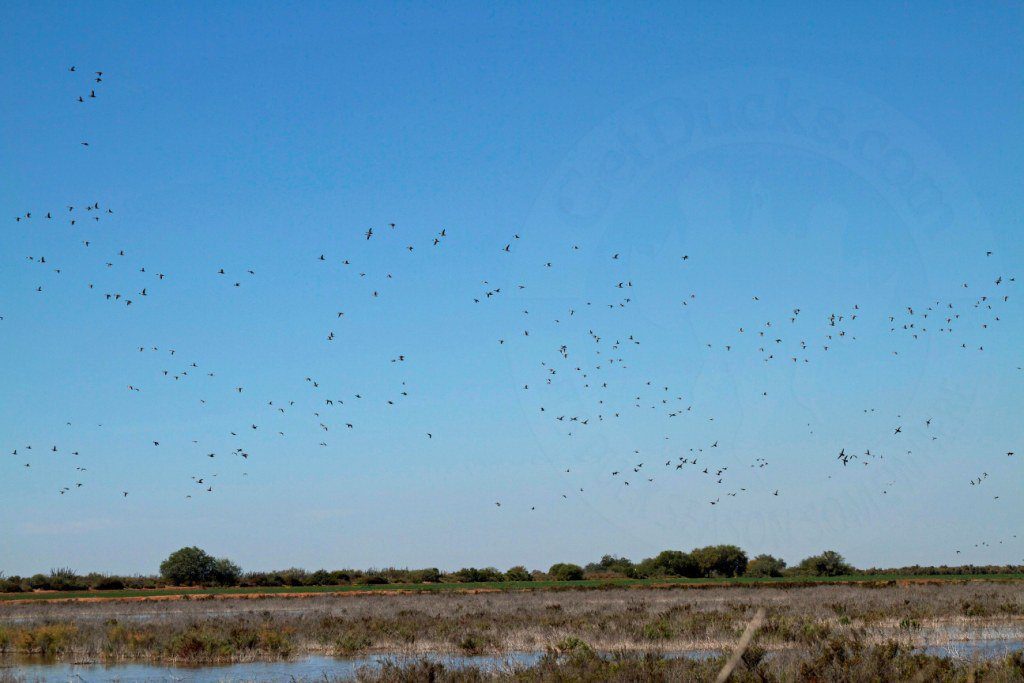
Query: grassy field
1,573,1022,602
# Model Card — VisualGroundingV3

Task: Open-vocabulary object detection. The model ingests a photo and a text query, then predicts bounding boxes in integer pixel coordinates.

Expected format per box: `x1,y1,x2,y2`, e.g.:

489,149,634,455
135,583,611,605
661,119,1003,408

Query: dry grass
353,644,1024,683
0,582,1021,664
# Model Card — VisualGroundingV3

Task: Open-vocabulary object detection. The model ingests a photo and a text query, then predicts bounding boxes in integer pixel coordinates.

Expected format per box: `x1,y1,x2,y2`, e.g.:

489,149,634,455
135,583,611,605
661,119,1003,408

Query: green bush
211,558,241,586
48,567,87,590
160,547,241,586
586,554,637,577
27,574,50,590
329,570,354,584
457,633,486,654
408,567,442,583
166,627,233,660
648,550,701,578
356,574,388,585
92,576,126,590
17,625,79,656
548,563,585,581
449,567,505,583
242,571,283,587
795,550,855,577
690,545,748,578
552,636,595,658
306,569,333,585
277,568,309,586
1,578,24,593
335,630,372,654
505,565,533,582
746,554,787,578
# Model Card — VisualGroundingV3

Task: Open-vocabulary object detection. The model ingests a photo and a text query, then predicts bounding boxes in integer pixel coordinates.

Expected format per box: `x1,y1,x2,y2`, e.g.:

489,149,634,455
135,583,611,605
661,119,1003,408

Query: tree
634,550,700,578
48,567,87,591
548,563,585,581
211,557,242,586
746,554,787,578
160,547,240,586
796,550,855,577
505,565,533,582
308,569,333,586
450,567,504,583
588,554,637,577
409,568,442,583
690,545,749,577
655,550,701,577
160,547,215,585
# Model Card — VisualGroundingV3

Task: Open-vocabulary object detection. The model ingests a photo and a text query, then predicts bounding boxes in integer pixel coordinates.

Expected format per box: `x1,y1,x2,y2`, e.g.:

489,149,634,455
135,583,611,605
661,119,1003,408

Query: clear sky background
1,2,1021,576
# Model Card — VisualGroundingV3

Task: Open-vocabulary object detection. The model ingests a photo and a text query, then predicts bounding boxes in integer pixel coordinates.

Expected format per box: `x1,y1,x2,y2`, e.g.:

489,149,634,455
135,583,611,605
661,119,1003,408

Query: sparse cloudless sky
1,2,1022,576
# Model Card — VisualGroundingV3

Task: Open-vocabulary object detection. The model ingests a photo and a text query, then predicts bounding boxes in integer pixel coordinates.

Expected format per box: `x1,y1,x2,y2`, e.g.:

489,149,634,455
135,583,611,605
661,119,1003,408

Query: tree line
2,545,1021,592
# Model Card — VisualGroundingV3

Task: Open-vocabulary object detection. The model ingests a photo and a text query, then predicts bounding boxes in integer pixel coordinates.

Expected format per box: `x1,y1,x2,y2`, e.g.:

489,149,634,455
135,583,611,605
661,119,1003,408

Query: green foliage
456,632,493,654
91,576,126,590
690,544,749,577
335,630,372,654
160,547,241,586
16,570,87,592
51,575,89,591
504,565,533,582
307,569,333,585
641,617,675,640
160,547,215,586
12,625,78,656
0,575,25,593
210,558,241,586
586,554,637,577
552,635,595,659
164,624,292,660
631,546,747,579
408,567,442,583
449,567,505,583
12,545,1024,598
796,550,855,577
276,568,310,586
653,550,701,578
356,574,389,585
28,574,50,590
746,553,787,578
548,563,585,581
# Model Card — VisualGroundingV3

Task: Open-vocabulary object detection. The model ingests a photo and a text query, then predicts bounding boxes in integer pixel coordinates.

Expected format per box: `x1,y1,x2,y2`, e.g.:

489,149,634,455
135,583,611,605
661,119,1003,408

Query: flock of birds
3,67,1021,561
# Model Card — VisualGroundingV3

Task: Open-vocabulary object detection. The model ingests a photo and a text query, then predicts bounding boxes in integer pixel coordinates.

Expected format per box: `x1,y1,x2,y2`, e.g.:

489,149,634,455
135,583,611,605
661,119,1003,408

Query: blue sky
1,2,1021,575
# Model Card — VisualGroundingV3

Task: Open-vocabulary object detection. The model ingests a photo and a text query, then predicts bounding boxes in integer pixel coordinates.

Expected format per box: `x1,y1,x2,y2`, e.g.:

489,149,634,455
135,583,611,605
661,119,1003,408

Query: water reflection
3,640,1022,682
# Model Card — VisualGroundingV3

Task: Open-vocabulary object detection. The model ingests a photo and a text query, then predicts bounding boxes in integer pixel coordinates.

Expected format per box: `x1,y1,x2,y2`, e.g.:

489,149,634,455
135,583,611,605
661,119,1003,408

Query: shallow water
0,650,720,682
918,639,1024,659
3,640,1022,682
3,653,539,683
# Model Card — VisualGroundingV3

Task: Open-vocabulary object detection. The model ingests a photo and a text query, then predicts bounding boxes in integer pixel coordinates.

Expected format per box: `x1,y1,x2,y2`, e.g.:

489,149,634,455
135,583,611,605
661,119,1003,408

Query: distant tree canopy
211,557,242,585
637,550,700,578
9,546,1021,595
159,547,239,586
796,550,854,577
548,563,585,581
746,554,787,578
409,567,443,583
629,545,748,579
449,567,505,583
691,545,748,578
505,565,533,582
588,554,638,577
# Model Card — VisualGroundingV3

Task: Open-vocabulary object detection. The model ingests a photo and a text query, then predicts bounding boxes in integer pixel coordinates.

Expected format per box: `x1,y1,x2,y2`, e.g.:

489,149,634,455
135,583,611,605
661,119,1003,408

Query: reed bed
0,582,1021,665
